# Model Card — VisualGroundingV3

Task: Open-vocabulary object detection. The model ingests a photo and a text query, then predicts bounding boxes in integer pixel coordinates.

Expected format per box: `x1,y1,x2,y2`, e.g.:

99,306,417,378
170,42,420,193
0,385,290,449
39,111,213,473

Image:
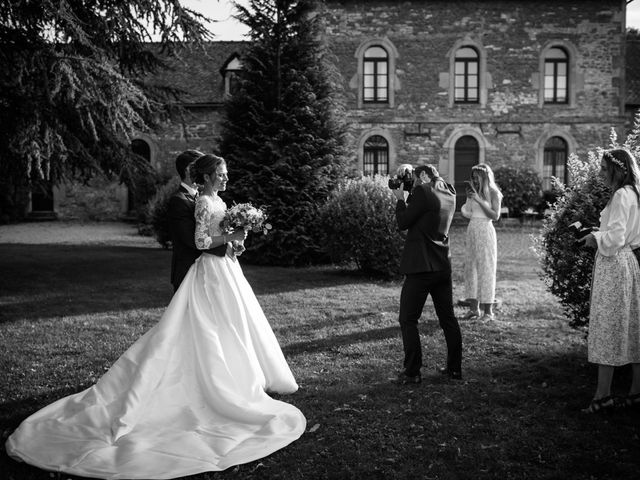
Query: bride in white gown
5,154,306,479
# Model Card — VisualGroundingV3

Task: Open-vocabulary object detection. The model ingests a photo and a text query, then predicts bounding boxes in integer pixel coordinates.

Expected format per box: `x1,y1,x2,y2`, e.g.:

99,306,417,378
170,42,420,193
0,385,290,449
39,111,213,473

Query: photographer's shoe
393,370,422,385
462,310,481,320
437,366,463,380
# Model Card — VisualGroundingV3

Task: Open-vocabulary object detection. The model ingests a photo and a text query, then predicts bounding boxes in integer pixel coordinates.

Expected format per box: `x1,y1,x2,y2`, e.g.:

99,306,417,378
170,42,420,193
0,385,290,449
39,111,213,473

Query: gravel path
0,221,158,247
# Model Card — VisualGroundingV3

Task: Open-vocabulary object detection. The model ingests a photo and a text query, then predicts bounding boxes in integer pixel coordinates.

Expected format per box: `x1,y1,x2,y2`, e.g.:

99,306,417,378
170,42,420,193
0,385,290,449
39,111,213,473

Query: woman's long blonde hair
471,163,502,201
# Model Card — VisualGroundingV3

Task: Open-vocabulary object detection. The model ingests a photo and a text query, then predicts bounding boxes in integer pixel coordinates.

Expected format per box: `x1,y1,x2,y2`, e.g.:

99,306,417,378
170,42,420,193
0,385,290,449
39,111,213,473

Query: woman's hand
392,187,405,201
579,232,597,249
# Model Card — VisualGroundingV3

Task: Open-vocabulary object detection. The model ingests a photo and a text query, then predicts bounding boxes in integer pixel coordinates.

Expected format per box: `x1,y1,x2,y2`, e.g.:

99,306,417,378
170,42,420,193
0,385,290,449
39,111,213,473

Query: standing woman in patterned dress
580,148,640,413
460,164,503,321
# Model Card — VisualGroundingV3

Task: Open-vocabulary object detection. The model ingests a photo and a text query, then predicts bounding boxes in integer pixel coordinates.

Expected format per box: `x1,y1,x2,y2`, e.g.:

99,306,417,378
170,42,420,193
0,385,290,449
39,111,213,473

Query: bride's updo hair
192,154,225,185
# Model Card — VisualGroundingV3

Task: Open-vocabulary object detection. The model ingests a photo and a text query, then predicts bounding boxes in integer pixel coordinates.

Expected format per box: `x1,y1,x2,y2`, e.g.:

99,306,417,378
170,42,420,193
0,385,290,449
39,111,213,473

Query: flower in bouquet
220,202,272,236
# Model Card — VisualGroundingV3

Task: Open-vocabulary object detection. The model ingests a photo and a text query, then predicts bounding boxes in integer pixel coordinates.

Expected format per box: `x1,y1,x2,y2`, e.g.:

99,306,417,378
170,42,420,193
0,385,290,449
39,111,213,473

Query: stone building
323,0,630,207
31,0,636,219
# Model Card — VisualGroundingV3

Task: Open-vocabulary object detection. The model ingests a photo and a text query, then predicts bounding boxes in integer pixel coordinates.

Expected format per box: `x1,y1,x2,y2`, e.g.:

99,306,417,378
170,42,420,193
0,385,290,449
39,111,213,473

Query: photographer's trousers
399,269,462,376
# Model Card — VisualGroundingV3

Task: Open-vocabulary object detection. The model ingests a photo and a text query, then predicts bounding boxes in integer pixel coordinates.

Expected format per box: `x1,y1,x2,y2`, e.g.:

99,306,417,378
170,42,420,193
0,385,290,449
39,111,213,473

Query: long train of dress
6,252,306,479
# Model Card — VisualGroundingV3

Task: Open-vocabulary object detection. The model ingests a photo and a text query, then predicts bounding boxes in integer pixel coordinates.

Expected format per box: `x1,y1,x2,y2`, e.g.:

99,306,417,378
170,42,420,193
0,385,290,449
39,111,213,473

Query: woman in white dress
580,148,640,413
5,154,306,479
460,164,503,321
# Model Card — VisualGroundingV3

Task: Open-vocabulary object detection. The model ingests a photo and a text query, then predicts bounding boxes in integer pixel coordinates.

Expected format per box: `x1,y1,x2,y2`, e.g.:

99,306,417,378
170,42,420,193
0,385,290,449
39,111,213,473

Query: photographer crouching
391,164,463,384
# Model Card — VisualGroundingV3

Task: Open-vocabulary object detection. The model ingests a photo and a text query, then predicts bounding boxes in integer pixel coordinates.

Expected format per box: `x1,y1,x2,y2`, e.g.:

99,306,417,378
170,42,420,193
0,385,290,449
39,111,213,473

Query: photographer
391,164,463,384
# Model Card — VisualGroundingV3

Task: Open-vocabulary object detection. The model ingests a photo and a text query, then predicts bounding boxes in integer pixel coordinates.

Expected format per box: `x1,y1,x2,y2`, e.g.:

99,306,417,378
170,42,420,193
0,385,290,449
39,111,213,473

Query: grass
1,225,640,480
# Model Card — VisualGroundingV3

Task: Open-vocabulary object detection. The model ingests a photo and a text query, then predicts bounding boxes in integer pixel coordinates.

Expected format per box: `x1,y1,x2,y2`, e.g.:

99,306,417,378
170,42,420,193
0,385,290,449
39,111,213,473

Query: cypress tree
219,0,353,265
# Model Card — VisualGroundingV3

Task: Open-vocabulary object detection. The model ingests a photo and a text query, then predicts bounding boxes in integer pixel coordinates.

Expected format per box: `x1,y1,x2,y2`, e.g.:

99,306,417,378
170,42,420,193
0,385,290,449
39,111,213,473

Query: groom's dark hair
176,150,204,180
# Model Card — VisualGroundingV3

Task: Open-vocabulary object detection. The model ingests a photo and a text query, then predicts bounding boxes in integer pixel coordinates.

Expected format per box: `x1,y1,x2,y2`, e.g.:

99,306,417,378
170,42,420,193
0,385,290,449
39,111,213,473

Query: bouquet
219,203,272,256
220,202,271,235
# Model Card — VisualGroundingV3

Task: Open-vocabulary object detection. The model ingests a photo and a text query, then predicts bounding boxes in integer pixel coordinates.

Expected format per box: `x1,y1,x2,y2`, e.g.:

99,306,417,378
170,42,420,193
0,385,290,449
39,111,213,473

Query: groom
392,164,463,384
167,149,227,292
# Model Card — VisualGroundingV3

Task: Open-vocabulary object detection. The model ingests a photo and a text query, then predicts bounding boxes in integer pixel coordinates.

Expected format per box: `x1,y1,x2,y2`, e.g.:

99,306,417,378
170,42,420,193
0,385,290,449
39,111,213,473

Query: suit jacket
395,179,456,274
167,186,226,289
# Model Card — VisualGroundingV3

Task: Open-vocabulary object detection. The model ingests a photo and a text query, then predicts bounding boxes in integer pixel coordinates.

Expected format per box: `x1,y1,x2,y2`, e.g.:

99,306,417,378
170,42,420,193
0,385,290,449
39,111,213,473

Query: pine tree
218,0,353,266
0,0,211,215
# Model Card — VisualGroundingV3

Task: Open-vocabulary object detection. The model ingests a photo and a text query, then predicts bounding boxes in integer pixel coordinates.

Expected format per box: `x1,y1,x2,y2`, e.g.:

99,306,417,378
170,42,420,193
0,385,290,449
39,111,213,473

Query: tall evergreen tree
218,0,353,266
0,0,211,215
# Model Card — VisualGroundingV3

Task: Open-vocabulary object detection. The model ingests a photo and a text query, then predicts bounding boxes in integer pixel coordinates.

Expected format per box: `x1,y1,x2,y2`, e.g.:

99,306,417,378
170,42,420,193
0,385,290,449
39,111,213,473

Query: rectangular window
363,59,388,103
544,61,568,104
454,60,479,103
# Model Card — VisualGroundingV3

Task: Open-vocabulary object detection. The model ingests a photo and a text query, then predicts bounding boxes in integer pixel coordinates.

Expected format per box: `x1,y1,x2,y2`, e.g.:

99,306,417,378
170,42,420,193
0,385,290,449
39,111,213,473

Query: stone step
26,211,58,221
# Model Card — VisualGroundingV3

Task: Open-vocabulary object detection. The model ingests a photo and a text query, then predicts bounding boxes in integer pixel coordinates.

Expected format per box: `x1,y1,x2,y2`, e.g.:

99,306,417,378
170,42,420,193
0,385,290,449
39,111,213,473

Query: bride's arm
194,199,232,250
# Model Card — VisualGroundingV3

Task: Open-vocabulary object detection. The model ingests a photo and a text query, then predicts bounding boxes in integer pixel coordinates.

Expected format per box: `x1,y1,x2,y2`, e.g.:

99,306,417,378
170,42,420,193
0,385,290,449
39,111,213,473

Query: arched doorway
31,183,54,213
128,139,152,213
542,136,568,190
454,136,479,210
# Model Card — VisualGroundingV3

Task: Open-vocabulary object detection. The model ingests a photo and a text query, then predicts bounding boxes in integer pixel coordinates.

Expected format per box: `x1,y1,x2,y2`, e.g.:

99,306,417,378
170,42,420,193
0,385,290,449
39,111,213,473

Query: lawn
1,225,639,480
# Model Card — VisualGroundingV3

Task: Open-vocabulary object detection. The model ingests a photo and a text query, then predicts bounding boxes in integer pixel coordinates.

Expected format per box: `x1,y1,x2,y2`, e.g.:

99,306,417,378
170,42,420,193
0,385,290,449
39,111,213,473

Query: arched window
454,47,479,103
363,135,389,175
543,47,568,104
363,46,389,103
543,136,568,189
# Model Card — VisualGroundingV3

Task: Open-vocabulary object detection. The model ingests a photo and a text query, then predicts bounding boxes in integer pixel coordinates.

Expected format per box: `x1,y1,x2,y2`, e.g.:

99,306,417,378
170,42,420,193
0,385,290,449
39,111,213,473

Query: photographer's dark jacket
395,179,456,274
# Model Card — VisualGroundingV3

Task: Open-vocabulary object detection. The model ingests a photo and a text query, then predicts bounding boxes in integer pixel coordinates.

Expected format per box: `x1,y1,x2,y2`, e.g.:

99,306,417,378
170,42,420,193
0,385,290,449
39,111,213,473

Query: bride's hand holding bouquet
220,203,272,257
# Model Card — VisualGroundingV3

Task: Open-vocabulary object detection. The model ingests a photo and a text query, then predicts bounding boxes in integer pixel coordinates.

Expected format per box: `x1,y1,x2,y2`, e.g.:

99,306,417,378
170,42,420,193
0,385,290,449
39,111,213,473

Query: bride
5,154,306,479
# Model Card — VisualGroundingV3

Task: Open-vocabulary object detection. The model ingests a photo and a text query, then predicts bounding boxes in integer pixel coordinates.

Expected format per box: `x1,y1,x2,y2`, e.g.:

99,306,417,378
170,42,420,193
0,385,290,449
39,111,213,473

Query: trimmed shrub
533,115,640,328
533,152,609,327
143,176,180,248
537,189,561,214
493,166,542,216
318,175,404,277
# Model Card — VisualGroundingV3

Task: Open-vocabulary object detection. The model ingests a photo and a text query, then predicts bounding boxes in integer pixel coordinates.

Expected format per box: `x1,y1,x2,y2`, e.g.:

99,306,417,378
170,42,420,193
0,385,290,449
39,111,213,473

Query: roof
147,41,249,105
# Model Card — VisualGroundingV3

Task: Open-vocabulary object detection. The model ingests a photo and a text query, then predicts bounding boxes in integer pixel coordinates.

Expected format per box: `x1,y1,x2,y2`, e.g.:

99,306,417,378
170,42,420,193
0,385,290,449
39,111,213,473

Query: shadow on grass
0,244,374,324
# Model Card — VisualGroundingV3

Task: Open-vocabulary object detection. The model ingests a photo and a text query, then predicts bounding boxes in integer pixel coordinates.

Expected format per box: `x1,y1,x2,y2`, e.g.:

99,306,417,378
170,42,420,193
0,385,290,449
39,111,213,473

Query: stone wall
24,0,630,220
324,0,626,179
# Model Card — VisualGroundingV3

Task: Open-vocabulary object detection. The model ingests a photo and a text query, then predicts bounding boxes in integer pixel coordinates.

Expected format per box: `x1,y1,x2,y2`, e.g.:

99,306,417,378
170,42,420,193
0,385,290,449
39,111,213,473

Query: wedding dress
5,193,306,479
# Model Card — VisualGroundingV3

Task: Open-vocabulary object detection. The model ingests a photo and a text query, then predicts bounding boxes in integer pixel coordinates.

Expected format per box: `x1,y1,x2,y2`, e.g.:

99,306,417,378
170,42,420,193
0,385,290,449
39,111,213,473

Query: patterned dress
588,186,640,366
461,194,498,304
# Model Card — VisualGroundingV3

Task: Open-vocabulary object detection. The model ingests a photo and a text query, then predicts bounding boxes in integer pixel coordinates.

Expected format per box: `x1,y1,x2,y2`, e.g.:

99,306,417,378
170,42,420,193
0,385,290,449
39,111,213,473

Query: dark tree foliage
0,0,211,203
218,0,353,266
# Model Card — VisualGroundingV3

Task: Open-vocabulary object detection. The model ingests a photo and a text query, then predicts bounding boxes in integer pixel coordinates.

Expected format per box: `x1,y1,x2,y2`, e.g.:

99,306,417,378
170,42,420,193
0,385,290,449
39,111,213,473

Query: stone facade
34,0,635,219
323,0,628,197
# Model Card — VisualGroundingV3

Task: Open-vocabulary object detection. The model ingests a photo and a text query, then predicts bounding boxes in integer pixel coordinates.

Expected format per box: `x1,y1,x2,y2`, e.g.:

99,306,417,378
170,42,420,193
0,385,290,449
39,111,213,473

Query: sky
184,0,640,40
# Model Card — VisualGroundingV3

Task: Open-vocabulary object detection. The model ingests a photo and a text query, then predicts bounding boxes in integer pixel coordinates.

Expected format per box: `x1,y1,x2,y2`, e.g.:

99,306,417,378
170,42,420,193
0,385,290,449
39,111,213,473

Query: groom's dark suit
167,185,226,292
395,178,462,377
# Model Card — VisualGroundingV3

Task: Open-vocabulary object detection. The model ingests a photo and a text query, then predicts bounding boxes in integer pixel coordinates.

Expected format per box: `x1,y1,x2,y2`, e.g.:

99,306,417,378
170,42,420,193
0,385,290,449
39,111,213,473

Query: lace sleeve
194,198,213,250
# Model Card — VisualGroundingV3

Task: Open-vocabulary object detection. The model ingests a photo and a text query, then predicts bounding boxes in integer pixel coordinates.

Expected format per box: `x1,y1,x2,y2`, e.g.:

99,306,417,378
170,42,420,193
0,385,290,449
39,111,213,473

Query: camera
388,164,415,191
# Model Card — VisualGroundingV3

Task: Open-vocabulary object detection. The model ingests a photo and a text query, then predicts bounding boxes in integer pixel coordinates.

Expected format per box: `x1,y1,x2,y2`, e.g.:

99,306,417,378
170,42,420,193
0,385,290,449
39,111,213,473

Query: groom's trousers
398,269,462,377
